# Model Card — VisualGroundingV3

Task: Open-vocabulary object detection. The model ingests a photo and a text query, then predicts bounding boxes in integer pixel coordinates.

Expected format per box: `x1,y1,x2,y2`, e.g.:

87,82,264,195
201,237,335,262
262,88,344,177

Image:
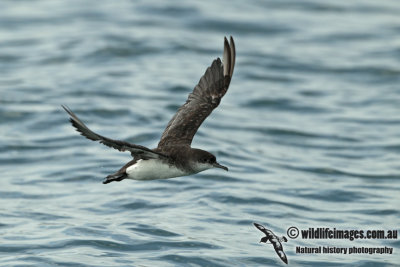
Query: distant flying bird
254,223,288,264
63,36,236,184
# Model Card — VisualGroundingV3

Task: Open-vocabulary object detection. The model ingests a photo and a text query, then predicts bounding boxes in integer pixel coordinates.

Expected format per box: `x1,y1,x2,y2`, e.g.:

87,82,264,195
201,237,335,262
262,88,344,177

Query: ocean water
1,0,400,266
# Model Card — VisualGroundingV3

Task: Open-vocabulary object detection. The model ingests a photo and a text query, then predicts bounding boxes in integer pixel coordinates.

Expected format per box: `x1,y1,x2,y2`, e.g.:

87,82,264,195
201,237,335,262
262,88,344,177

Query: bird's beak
213,162,228,171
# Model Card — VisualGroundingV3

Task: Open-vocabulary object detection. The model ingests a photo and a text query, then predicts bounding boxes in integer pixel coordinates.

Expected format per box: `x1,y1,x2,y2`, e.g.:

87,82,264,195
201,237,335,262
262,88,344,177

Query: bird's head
259,236,269,243
191,149,228,172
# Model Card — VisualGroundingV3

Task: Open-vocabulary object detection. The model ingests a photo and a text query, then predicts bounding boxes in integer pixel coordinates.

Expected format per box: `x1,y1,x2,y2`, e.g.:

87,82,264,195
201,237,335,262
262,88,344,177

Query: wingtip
224,36,230,54
229,36,235,77
61,104,73,117
223,37,231,77
222,36,235,78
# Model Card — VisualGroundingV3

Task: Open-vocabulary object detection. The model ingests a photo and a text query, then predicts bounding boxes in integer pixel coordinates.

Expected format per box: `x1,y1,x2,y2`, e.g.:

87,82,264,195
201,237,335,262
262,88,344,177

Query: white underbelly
126,159,188,180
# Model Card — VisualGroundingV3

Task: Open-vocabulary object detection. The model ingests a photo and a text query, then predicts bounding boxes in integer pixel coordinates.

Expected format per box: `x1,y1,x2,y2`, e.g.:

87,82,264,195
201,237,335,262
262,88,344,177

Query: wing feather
273,243,288,264
158,36,236,148
62,105,167,159
254,223,269,235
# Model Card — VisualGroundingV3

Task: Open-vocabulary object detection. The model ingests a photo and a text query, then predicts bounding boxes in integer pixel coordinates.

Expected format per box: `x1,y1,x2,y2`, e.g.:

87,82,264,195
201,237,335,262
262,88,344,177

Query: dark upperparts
62,37,235,181
154,146,227,172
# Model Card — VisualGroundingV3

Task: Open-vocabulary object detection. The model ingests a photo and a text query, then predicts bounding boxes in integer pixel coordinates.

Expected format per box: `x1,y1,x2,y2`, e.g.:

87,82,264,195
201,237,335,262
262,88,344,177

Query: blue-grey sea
1,0,400,266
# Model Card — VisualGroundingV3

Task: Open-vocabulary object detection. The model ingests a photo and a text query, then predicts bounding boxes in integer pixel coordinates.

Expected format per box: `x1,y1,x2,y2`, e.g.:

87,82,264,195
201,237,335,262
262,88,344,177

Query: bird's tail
103,172,127,184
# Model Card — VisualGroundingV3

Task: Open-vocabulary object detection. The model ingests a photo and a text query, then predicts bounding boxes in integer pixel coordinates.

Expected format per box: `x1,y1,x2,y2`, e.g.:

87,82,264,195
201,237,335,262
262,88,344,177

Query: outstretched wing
62,105,167,159
157,36,236,148
254,223,271,236
273,242,288,264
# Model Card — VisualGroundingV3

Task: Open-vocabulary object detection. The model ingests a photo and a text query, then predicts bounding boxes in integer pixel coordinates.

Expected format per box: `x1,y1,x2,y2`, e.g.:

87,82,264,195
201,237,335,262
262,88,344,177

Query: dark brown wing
273,242,288,264
254,223,272,236
62,105,167,159
157,36,236,148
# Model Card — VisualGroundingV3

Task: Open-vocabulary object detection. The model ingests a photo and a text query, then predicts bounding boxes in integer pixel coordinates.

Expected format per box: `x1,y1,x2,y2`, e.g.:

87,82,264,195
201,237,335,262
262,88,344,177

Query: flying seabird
254,223,288,264
63,36,236,184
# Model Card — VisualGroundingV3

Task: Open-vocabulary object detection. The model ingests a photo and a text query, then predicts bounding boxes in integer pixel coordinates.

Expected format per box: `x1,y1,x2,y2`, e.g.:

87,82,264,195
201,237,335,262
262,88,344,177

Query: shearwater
63,36,236,184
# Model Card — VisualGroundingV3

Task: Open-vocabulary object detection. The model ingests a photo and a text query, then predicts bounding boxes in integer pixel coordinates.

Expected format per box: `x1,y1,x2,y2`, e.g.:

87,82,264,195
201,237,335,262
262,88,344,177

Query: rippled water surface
1,0,400,266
